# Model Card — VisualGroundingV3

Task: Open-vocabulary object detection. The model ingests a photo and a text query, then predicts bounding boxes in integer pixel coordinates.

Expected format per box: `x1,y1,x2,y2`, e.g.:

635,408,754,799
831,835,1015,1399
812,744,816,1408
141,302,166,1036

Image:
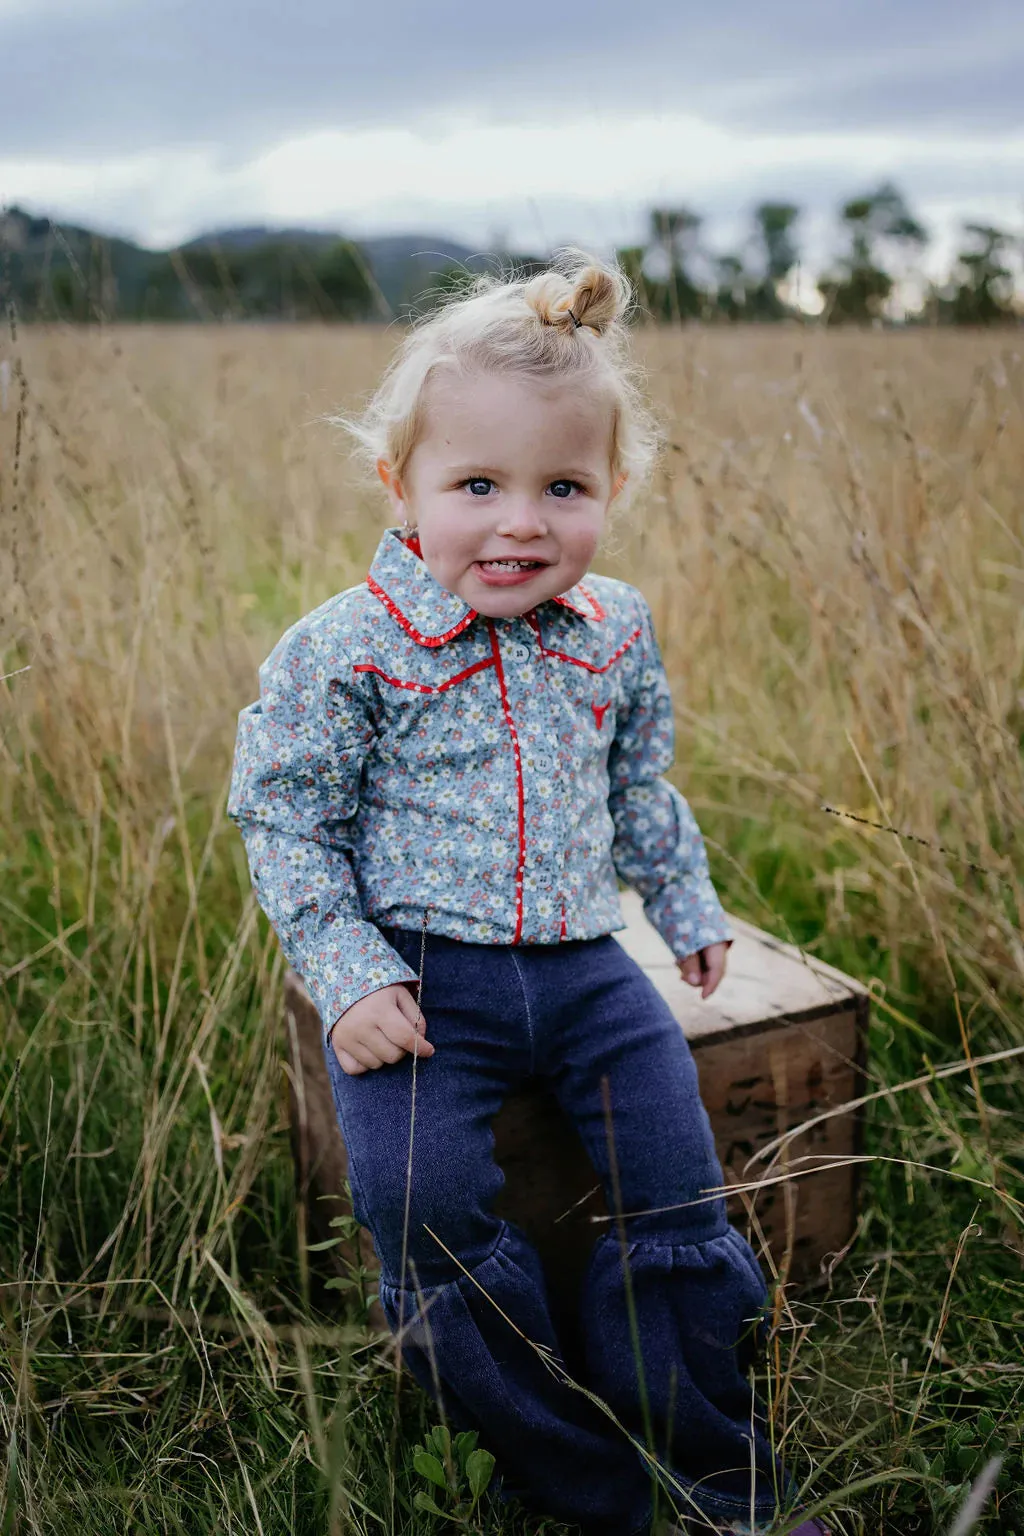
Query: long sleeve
608,593,732,960
227,616,418,1041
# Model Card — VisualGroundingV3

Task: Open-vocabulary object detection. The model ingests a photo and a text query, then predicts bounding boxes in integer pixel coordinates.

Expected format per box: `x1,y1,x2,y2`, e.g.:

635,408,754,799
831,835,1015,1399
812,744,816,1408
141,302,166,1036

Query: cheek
562,513,604,564
417,508,460,553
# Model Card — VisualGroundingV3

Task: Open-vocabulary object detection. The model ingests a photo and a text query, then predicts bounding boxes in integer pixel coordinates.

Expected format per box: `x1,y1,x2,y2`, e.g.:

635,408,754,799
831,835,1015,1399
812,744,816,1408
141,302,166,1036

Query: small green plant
899,1416,1013,1526
410,1424,496,1528
306,1195,378,1321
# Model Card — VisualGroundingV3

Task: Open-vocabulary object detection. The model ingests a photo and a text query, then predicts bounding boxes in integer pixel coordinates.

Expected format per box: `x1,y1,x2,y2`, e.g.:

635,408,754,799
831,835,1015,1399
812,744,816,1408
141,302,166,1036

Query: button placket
502,619,543,937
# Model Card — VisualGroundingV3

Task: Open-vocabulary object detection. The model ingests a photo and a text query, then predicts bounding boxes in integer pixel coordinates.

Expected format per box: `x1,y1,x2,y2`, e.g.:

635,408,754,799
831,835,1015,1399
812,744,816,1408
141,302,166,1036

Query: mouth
474,557,550,587
477,558,547,573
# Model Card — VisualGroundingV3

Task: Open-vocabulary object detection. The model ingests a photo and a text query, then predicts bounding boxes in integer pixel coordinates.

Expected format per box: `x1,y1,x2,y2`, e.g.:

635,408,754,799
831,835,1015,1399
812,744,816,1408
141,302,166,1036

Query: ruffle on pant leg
583,1223,784,1525
378,1220,655,1536
376,1218,561,1378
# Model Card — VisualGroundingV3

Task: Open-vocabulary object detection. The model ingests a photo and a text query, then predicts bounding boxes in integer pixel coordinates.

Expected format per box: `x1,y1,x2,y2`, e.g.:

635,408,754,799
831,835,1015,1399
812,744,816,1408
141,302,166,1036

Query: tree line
618,184,1020,325
2,182,1020,325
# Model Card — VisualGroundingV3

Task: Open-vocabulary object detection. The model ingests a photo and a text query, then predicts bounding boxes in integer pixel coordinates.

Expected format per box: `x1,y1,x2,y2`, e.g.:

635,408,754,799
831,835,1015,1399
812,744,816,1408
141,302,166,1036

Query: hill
183,226,491,316
0,207,536,321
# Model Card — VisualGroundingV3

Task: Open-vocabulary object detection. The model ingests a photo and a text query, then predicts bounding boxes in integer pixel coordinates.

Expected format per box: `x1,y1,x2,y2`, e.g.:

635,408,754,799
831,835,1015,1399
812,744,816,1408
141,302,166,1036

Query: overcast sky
3,0,1023,276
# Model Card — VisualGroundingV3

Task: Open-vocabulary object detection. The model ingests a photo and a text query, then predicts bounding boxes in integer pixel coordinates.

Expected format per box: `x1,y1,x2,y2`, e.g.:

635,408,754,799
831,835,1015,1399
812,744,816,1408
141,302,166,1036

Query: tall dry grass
1,320,1023,1533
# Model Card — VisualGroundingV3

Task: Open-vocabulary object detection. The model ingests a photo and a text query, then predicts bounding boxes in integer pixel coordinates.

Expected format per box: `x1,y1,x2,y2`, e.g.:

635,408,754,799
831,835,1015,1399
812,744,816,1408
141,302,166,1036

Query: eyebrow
444,463,601,482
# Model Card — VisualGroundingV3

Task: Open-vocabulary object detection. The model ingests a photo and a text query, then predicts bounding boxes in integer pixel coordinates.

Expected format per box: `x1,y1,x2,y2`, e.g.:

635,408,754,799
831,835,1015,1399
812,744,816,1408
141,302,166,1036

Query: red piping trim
537,626,642,674
367,573,477,648
553,582,606,621
353,657,494,693
487,620,526,945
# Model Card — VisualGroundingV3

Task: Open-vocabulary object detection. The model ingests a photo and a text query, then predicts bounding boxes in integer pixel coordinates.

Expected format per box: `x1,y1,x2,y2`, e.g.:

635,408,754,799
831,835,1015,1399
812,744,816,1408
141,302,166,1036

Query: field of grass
1,320,1023,1534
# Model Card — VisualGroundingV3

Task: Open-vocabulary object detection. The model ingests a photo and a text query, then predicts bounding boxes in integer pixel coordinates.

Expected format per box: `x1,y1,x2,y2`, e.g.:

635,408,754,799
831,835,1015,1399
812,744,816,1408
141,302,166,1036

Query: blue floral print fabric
228,528,732,1039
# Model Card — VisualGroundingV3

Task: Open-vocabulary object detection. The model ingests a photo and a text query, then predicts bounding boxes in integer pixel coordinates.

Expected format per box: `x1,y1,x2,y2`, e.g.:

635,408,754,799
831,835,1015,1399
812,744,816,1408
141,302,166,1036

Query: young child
228,255,827,1536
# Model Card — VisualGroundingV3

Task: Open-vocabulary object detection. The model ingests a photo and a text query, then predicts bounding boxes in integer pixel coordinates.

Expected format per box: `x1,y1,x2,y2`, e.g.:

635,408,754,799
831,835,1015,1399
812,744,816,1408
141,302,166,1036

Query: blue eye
458,476,585,499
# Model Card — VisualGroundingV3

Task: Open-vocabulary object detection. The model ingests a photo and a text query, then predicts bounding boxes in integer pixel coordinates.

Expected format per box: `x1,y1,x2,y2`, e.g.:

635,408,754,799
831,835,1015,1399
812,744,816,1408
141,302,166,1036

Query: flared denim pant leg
323,928,783,1534
535,936,782,1525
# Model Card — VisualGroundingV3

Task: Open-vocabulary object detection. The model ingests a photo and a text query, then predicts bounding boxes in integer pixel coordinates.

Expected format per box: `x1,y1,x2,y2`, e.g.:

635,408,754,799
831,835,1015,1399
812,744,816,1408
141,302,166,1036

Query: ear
610,471,629,501
376,456,407,516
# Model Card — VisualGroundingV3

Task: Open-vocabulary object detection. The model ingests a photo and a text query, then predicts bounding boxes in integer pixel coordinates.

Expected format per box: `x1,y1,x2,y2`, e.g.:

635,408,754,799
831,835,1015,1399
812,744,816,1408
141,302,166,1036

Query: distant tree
141,238,376,321
139,254,200,319
748,202,801,319
713,253,750,321
168,246,245,318
649,206,702,270
242,242,301,317
645,206,707,320
948,223,1017,325
843,183,927,269
819,182,928,324
614,246,648,317
311,241,376,319
755,201,801,284
48,267,80,318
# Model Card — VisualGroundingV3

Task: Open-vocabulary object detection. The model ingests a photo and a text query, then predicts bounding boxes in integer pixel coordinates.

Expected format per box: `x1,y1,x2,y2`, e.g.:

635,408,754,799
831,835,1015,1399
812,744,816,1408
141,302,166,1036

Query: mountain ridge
0,206,538,320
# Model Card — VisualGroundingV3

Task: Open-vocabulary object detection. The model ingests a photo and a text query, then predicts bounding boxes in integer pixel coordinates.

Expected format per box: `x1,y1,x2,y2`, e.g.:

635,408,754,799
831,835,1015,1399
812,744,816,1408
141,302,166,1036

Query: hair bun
524,259,630,338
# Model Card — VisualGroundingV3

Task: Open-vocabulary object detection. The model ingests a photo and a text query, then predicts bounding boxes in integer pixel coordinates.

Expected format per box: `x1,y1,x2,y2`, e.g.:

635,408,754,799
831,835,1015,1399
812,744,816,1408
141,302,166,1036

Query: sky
2,0,1023,282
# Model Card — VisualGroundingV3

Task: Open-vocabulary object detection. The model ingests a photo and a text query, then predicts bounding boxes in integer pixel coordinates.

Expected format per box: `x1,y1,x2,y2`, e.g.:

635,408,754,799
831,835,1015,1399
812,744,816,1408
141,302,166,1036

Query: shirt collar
365,527,605,647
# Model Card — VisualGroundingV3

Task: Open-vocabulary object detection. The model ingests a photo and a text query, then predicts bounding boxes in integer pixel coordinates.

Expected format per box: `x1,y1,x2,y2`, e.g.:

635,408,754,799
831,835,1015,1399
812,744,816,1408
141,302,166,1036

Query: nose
496,499,548,540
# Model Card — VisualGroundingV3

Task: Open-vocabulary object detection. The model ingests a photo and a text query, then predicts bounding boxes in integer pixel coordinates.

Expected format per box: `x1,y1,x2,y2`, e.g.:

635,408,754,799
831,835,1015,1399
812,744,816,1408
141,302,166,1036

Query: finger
395,984,426,1029
331,1030,366,1072
701,946,729,1000
369,1026,408,1066
395,987,434,1047
337,1048,367,1076
378,1010,434,1057
678,953,702,987
343,1035,386,1071
701,960,724,999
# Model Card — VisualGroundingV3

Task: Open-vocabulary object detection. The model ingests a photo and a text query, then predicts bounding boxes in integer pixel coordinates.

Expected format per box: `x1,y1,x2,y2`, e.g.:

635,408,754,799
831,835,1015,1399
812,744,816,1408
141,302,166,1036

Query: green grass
3,776,1021,1533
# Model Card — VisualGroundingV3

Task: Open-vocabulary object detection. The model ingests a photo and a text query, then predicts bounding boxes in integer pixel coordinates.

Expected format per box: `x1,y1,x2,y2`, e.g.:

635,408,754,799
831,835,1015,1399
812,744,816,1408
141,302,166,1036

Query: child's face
379,370,625,618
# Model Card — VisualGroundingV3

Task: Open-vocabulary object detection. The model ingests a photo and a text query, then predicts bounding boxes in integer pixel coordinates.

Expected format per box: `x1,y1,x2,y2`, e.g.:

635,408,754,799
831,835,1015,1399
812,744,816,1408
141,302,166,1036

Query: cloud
4,112,1022,269
3,0,1021,272
3,0,1023,165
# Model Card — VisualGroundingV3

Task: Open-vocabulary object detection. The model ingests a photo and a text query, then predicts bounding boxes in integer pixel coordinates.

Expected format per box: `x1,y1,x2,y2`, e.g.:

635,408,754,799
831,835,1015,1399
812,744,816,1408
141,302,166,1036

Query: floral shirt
228,527,732,1040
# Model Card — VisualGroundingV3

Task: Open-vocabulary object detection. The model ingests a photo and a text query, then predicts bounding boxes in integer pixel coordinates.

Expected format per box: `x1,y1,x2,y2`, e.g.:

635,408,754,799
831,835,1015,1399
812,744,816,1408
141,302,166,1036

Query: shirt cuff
297,920,420,1045
642,876,734,961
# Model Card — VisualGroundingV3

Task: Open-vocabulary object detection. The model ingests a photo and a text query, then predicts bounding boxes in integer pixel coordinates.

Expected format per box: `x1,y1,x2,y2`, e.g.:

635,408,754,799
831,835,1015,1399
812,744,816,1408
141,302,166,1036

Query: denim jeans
323,927,783,1534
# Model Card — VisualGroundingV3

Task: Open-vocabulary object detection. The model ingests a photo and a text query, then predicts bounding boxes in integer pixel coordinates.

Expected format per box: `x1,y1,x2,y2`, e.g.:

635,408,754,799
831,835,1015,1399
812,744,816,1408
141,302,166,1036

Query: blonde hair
334,247,662,510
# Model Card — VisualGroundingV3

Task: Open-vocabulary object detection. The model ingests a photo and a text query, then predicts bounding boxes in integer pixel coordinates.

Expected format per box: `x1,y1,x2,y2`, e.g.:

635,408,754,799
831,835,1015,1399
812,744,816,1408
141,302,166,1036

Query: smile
474,558,549,588
478,559,545,571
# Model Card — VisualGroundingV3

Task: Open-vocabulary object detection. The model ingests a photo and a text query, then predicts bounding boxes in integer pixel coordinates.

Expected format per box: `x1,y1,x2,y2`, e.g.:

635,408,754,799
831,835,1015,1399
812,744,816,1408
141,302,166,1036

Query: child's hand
677,942,729,1001
330,983,434,1076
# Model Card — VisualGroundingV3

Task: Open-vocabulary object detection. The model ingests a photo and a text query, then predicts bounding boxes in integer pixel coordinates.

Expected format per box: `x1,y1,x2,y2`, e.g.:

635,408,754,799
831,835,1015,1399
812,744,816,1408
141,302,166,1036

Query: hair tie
567,308,583,330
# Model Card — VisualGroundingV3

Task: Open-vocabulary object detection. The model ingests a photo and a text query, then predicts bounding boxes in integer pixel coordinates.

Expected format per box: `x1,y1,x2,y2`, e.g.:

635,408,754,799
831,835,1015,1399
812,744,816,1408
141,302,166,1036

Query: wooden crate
614,892,867,1279
283,892,867,1335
